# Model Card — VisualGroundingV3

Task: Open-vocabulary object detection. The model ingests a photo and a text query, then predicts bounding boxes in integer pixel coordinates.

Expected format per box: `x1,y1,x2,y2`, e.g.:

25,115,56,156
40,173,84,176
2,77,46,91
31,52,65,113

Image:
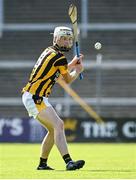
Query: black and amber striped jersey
22,46,68,97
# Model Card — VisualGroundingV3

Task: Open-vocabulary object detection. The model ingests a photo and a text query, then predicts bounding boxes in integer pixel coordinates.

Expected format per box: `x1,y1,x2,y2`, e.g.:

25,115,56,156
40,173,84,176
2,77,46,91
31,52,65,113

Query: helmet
53,26,73,52
54,26,73,37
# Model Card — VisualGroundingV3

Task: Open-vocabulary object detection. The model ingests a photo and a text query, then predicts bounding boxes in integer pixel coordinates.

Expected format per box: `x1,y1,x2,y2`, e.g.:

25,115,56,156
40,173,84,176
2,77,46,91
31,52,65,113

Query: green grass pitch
0,143,136,179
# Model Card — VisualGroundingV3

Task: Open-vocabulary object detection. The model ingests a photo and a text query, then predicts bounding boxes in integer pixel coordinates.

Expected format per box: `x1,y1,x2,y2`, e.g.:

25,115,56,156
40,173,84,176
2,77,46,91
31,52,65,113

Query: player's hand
76,54,84,64
75,54,84,73
69,54,84,68
75,61,84,73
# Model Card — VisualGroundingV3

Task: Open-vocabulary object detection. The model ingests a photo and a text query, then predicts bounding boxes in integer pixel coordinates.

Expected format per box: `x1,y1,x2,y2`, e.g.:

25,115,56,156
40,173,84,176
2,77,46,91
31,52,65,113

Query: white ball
94,42,102,50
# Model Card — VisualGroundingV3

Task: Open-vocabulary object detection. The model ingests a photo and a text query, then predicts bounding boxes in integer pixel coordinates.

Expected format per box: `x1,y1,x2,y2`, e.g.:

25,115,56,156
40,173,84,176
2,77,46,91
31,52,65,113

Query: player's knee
48,127,54,134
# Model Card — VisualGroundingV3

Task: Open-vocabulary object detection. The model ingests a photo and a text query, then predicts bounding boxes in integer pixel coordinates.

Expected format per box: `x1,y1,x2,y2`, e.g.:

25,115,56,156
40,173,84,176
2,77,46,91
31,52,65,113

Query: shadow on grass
55,169,136,172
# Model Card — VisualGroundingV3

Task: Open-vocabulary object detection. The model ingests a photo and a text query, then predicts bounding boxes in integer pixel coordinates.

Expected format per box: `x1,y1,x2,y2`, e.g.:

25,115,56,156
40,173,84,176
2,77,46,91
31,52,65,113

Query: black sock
63,154,72,164
39,157,47,166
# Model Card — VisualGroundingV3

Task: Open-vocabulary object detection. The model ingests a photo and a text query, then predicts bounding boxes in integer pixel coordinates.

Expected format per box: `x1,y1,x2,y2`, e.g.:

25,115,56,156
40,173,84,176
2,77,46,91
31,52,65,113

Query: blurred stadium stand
0,0,136,118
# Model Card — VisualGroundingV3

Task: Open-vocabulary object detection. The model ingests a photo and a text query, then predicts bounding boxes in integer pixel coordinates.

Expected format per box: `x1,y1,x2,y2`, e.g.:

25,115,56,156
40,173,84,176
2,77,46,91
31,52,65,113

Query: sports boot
66,160,85,170
37,165,54,170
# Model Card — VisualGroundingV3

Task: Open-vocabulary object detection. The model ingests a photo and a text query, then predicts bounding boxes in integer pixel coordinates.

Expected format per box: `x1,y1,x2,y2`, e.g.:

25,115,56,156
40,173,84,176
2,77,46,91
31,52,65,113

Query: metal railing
0,60,136,106
0,0,136,38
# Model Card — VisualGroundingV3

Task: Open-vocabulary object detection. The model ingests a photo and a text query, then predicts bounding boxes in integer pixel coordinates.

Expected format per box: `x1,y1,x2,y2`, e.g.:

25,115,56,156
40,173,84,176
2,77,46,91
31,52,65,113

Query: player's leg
22,92,85,170
36,116,55,170
37,118,54,159
37,106,85,170
22,92,55,170
40,131,54,158
37,106,69,156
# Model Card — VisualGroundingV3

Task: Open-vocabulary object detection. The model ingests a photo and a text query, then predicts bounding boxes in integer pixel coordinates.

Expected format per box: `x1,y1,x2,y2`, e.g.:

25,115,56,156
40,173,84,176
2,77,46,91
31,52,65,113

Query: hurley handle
75,42,83,80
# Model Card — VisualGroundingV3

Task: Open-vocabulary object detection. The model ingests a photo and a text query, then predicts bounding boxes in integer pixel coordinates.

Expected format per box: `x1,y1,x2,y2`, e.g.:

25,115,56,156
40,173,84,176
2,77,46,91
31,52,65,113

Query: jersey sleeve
54,56,68,75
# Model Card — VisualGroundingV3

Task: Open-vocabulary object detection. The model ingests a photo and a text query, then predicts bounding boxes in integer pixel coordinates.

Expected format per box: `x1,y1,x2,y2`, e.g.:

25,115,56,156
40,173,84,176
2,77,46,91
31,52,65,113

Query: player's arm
61,54,84,84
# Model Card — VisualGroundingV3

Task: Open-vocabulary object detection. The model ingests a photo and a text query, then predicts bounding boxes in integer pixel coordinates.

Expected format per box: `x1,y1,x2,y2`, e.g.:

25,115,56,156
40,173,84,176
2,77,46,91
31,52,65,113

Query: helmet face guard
58,46,71,52
53,26,73,52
